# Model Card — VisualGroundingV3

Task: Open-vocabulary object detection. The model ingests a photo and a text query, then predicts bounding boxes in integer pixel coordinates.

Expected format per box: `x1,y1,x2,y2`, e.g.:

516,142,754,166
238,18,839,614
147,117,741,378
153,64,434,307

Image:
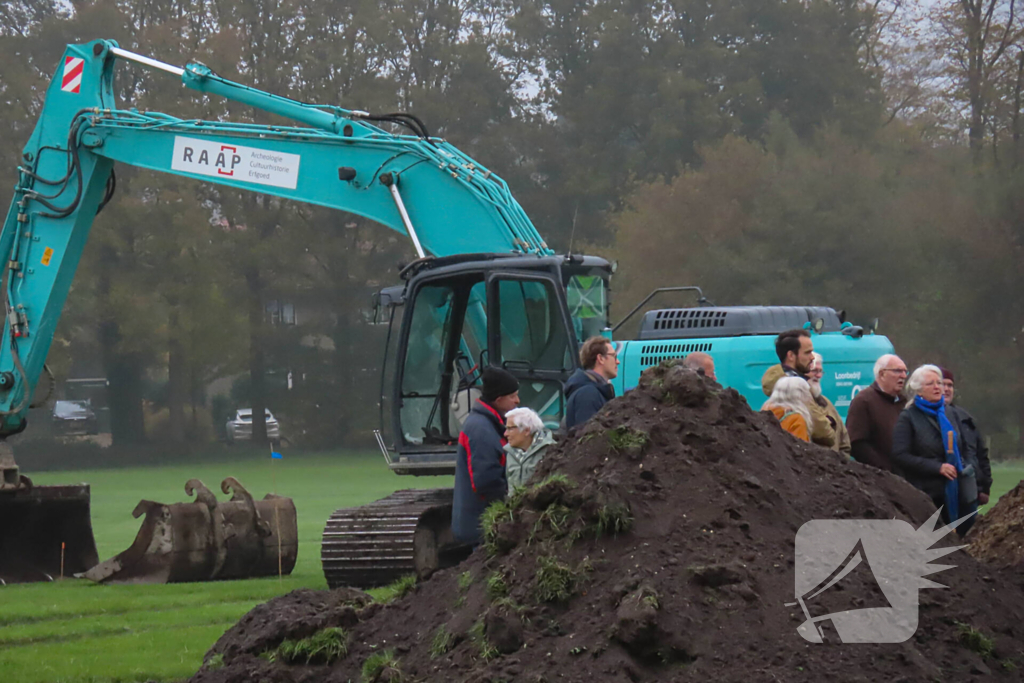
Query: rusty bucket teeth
80,478,297,585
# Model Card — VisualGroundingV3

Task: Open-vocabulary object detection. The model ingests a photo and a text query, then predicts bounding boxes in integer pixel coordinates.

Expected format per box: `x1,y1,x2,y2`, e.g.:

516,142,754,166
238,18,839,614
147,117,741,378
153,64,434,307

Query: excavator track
322,488,469,589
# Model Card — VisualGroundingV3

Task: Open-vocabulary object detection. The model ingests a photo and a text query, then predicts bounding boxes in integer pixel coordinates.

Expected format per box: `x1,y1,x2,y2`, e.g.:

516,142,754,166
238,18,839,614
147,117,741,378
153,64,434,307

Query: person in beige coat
807,353,851,457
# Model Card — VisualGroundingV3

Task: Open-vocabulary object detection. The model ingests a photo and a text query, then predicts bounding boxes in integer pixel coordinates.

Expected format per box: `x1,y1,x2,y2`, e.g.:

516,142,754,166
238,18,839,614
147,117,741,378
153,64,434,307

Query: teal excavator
1,41,893,587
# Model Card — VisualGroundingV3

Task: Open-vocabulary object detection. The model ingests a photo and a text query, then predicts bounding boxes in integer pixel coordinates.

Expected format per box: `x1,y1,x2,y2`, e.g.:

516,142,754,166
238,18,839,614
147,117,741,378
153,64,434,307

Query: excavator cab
321,253,611,588
387,253,612,470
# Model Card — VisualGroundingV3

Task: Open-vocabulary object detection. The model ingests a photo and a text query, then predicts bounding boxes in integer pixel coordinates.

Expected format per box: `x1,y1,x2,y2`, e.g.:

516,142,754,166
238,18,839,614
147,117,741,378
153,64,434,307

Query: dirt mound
200,587,373,668
193,362,1024,682
969,481,1024,569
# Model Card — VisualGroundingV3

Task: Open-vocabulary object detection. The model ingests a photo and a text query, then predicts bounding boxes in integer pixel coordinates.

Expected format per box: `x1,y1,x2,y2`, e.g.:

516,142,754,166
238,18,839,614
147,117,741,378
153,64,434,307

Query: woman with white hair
761,376,813,442
892,364,979,534
504,407,556,491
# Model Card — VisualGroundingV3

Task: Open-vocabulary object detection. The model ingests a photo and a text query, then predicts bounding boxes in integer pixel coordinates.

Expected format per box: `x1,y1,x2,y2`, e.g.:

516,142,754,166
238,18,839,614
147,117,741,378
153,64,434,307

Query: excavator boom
0,40,555,584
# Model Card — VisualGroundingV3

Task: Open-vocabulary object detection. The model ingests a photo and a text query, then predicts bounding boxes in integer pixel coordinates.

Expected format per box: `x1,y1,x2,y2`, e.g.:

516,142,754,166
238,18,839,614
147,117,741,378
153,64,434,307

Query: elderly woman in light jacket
504,407,556,491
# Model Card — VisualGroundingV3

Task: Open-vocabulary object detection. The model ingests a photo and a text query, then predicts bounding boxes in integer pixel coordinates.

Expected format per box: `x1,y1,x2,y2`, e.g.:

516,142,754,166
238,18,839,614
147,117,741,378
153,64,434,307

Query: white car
225,408,280,443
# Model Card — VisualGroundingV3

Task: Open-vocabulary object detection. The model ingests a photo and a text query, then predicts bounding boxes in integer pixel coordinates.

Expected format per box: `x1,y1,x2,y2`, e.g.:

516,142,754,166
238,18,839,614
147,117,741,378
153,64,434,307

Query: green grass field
0,450,452,683
1,454,1021,683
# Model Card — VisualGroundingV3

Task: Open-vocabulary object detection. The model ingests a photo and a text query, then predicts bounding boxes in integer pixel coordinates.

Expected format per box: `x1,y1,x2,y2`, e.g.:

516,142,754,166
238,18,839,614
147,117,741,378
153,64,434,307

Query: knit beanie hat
940,366,955,383
481,366,519,402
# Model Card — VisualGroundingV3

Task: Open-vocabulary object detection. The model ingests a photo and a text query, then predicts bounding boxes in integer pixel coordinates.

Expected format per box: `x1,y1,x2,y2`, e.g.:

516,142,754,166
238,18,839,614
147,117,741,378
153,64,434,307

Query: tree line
1,0,1021,455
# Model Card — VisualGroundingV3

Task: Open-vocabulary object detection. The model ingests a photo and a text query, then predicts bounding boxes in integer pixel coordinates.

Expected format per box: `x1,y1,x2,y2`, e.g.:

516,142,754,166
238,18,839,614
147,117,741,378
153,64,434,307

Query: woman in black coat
891,364,979,536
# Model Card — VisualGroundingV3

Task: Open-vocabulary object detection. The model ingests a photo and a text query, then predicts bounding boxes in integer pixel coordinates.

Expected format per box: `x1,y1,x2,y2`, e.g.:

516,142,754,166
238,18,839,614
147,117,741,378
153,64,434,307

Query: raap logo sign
172,136,300,190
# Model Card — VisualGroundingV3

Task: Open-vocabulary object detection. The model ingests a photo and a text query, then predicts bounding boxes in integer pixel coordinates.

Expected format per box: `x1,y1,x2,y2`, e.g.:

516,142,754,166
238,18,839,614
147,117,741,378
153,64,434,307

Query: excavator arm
0,39,552,436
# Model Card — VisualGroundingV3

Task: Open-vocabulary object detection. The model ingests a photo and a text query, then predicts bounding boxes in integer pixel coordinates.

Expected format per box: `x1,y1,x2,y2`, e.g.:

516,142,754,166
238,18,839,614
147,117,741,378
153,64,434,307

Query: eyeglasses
505,424,521,432
882,369,908,376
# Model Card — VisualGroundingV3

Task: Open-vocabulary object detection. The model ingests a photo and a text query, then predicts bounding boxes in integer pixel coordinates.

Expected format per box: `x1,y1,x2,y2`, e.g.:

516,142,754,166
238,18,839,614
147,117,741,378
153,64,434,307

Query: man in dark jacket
941,367,993,504
565,336,618,429
846,353,907,471
452,366,520,545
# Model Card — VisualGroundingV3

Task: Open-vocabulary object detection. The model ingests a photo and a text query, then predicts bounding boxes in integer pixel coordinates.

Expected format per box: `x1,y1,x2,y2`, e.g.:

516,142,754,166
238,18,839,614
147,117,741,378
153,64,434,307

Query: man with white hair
807,353,851,457
845,353,907,471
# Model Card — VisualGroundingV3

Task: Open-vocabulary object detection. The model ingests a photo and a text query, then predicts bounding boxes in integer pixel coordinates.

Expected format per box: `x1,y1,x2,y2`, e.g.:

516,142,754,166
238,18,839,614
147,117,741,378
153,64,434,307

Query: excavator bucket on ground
82,477,297,584
0,445,99,584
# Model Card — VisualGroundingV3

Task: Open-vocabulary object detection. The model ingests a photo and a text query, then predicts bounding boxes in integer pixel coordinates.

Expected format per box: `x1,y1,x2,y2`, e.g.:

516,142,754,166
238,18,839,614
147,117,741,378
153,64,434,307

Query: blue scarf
913,395,966,520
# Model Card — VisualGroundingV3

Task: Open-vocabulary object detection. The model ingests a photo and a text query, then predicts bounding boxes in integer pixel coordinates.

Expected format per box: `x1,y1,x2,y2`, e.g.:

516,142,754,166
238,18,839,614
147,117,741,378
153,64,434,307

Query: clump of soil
193,362,1024,683
969,481,1024,569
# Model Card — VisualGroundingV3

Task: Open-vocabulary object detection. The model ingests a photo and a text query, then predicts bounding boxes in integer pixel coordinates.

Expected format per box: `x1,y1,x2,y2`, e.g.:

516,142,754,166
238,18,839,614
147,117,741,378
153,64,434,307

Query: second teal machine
612,304,893,419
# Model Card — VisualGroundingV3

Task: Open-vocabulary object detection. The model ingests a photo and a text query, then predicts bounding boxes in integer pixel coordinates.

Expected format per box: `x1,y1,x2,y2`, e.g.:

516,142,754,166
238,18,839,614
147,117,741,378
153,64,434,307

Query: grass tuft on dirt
595,501,633,536
468,619,498,661
277,627,349,665
481,498,515,555
533,555,586,603
361,648,404,682
956,622,995,657
486,571,509,599
380,575,417,603
429,625,455,659
606,425,648,452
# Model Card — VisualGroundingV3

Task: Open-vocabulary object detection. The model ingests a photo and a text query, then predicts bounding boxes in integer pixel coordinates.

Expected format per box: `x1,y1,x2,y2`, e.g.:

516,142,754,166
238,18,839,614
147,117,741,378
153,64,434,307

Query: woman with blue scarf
892,364,979,536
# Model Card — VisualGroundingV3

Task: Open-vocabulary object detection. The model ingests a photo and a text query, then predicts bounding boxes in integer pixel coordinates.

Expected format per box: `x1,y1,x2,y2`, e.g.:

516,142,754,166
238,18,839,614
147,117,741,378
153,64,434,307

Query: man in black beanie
452,366,520,545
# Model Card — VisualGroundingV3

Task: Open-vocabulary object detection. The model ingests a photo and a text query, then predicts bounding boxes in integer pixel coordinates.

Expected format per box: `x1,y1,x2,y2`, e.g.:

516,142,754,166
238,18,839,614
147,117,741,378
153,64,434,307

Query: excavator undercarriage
321,488,470,589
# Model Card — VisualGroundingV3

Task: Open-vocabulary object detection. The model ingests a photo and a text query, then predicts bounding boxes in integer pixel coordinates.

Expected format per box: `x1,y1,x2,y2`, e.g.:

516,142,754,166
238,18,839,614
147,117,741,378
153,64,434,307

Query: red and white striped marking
61,56,84,93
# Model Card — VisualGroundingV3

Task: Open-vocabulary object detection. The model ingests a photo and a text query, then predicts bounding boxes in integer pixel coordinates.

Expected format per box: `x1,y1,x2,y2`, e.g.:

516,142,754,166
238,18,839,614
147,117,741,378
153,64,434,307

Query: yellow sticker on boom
41,247,54,266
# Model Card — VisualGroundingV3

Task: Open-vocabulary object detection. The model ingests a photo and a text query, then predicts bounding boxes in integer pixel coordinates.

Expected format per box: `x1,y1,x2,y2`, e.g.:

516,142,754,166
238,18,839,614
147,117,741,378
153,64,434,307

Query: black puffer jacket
951,406,992,495
891,404,978,502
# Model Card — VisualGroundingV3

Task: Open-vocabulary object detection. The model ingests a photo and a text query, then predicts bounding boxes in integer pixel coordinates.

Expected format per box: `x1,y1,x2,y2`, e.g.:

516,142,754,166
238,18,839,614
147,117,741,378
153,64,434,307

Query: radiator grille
638,342,713,368
651,309,728,330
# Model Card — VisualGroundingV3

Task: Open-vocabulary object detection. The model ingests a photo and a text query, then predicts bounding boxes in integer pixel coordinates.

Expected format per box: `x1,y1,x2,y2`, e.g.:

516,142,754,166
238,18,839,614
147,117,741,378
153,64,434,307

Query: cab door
486,272,577,426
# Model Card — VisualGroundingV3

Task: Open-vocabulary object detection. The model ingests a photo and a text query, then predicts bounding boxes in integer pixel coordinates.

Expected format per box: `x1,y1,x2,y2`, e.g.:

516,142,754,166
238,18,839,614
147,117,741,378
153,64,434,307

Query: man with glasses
846,353,907,472
564,336,619,429
808,353,851,457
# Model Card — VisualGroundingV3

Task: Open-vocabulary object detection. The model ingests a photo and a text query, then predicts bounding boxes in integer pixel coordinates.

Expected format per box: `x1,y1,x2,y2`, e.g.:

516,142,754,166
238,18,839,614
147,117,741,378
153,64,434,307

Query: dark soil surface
192,363,1024,683
969,481,1024,570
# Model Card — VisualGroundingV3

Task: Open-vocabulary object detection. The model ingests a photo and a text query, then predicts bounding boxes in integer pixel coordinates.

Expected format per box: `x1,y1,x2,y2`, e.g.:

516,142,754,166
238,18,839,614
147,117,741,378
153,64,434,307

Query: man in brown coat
845,353,906,471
